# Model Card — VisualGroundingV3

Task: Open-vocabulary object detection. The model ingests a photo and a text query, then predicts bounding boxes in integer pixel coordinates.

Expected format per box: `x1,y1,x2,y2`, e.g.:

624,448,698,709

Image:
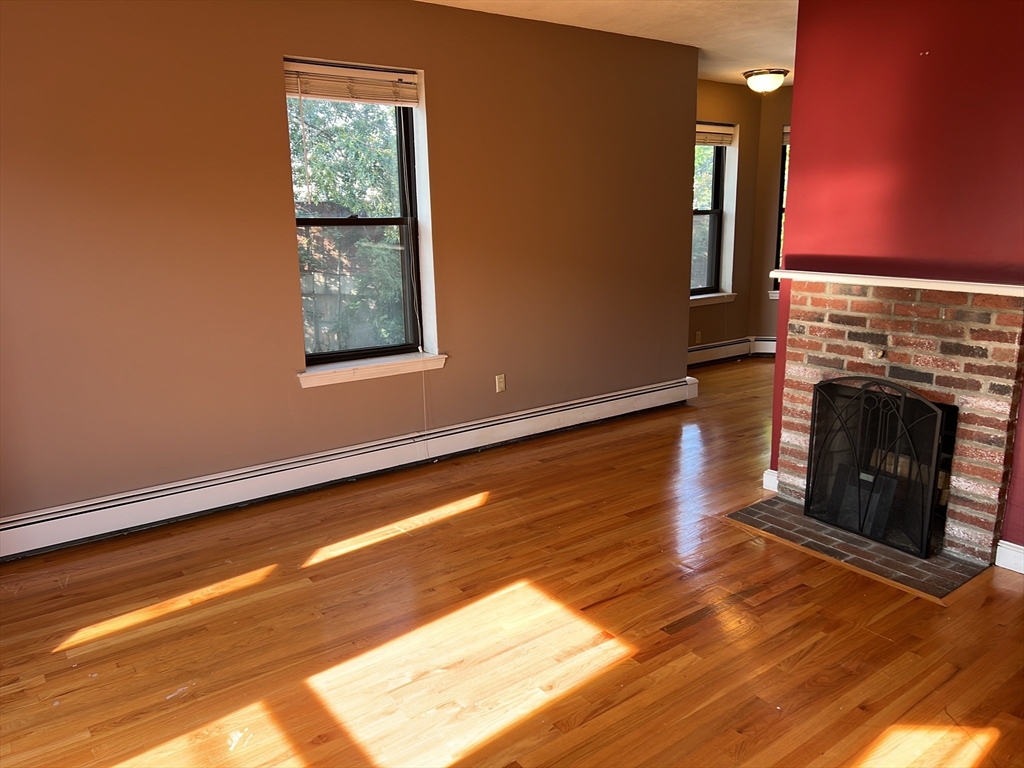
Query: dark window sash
301,106,423,367
691,145,725,295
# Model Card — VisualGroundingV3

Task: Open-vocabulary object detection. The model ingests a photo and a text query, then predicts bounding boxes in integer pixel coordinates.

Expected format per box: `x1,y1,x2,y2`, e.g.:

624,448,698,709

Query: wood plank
0,358,1019,768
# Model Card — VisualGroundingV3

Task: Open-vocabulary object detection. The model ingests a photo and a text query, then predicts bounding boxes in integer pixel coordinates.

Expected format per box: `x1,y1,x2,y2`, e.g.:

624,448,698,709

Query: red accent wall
771,0,1024,545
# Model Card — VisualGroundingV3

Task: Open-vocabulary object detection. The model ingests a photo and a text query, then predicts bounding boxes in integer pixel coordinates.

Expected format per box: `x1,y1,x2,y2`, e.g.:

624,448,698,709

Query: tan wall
0,0,697,516
690,81,791,345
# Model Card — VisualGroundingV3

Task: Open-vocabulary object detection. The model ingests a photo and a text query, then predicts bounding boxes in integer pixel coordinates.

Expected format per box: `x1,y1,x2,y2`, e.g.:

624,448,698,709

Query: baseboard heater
0,376,699,558
688,336,776,366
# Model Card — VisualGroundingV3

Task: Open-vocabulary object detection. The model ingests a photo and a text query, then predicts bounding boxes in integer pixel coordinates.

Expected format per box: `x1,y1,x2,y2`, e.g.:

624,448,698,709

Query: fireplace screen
804,377,957,558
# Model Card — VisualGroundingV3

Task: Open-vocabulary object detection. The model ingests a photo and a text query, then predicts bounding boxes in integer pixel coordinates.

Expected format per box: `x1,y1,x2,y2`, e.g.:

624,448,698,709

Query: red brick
825,343,865,358
791,309,827,323
828,313,868,327
914,322,965,339
806,355,846,370
895,303,941,318
849,300,890,314
778,458,808,475
942,538,993,565
810,296,850,310
947,493,1000,515
934,375,983,392
991,347,1020,362
913,355,960,372
868,318,914,332
969,328,1020,343
789,337,824,352
920,289,969,305
886,351,912,364
790,294,810,306
832,284,869,296
783,378,815,392
873,286,916,301
995,312,1024,328
891,335,940,350
808,326,847,340
786,392,814,407
947,508,998,531
963,362,1018,379
957,444,1010,465
782,419,808,433
959,396,1013,416
782,404,811,419
972,294,1024,310
780,444,808,460
911,387,957,405
951,459,1008,484
792,281,827,294
956,428,1009,449
846,361,886,376
959,412,1011,430
786,349,806,363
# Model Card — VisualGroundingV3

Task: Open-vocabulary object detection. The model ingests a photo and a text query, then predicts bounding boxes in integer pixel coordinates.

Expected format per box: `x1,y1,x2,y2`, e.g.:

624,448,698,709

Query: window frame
289,76,424,367
691,144,726,296
773,142,790,290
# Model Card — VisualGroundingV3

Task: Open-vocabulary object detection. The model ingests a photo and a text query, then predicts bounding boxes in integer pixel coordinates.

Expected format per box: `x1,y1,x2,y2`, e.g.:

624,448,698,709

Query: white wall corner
762,468,779,493
995,540,1024,574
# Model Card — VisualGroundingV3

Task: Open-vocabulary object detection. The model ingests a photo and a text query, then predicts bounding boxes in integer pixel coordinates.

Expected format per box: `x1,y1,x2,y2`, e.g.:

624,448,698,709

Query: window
691,124,732,296
285,60,422,365
775,126,791,275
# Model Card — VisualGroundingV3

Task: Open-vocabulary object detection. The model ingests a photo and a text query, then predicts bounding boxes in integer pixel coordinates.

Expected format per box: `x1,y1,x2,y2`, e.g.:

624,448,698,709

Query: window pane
691,215,710,290
288,98,401,218
693,145,717,211
298,224,409,354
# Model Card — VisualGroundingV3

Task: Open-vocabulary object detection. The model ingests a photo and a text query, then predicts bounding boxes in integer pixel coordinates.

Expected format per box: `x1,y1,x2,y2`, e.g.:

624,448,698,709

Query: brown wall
0,0,697,516
690,81,790,346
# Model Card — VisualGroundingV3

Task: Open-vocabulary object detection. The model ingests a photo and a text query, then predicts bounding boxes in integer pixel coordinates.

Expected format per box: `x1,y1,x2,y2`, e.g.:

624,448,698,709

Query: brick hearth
777,279,1024,564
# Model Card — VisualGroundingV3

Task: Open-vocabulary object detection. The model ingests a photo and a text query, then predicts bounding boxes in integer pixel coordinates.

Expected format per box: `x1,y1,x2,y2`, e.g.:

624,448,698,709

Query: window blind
695,123,735,146
782,125,791,145
284,60,419,107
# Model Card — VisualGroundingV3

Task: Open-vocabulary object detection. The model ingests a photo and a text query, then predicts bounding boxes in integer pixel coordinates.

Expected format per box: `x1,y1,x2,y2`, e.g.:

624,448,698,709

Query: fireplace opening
804,377,958,558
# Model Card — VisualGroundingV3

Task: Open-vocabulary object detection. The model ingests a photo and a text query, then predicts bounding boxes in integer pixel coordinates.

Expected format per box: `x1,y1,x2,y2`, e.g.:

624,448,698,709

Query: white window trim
290,62,439,383
718,130,739,294
691,292,737,307
299,351,447,388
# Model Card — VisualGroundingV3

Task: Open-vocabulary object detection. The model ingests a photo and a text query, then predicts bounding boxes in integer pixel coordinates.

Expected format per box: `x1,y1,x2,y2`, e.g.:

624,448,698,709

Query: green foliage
289,97,410,353
692,145,716,210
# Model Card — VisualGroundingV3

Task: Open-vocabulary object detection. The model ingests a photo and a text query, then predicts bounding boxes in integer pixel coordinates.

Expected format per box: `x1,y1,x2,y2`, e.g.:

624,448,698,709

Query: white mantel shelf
770,270,1024,298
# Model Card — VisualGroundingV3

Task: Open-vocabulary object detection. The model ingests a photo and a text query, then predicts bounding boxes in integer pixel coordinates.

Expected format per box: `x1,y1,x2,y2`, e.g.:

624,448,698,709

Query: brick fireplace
775,273,1024,564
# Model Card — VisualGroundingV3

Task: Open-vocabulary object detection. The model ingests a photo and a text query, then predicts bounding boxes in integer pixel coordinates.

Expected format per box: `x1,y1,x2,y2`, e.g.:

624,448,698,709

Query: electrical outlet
495,373,506,393
695,331,702,344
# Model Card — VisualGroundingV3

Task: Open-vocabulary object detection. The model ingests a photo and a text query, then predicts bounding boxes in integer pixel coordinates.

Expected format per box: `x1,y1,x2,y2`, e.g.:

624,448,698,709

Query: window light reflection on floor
305,579,634,767
855,725,999,768
114,699,299,768
302,491,490,567
53,565,277,652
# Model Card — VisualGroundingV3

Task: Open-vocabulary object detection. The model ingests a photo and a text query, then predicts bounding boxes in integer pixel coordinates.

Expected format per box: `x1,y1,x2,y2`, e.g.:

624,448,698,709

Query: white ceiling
412,0,798,85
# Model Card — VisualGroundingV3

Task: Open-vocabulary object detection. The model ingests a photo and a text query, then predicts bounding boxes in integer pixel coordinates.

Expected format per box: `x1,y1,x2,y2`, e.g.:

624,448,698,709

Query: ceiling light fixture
743,68,790,94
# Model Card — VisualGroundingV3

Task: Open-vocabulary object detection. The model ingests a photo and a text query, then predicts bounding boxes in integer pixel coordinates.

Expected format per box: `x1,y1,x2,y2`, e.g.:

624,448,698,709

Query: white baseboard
0,376,699,558
688,336,776,366
995,540,1024,574
762,468,779,492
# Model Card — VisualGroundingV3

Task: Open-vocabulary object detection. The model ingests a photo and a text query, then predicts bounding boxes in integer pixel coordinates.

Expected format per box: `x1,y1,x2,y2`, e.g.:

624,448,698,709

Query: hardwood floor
2,357,1021,767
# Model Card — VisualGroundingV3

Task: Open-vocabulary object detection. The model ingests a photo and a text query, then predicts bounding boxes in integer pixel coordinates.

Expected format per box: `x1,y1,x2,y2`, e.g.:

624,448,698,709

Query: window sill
690,292,737,307
298,351,447,388
768,290,780,300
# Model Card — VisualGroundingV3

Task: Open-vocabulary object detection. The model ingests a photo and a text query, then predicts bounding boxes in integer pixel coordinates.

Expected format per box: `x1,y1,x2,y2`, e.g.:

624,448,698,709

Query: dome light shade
743,69,790,94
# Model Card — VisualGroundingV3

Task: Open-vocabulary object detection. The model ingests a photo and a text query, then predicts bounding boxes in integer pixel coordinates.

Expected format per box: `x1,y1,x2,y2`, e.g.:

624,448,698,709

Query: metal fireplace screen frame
804,376,956,558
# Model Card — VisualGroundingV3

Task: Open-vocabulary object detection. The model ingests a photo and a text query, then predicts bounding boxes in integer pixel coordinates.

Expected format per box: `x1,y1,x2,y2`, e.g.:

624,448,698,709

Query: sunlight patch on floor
53,565,277,652
855,725,999,768
306,579,633,767
114,699,302,768
302,492,490,567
